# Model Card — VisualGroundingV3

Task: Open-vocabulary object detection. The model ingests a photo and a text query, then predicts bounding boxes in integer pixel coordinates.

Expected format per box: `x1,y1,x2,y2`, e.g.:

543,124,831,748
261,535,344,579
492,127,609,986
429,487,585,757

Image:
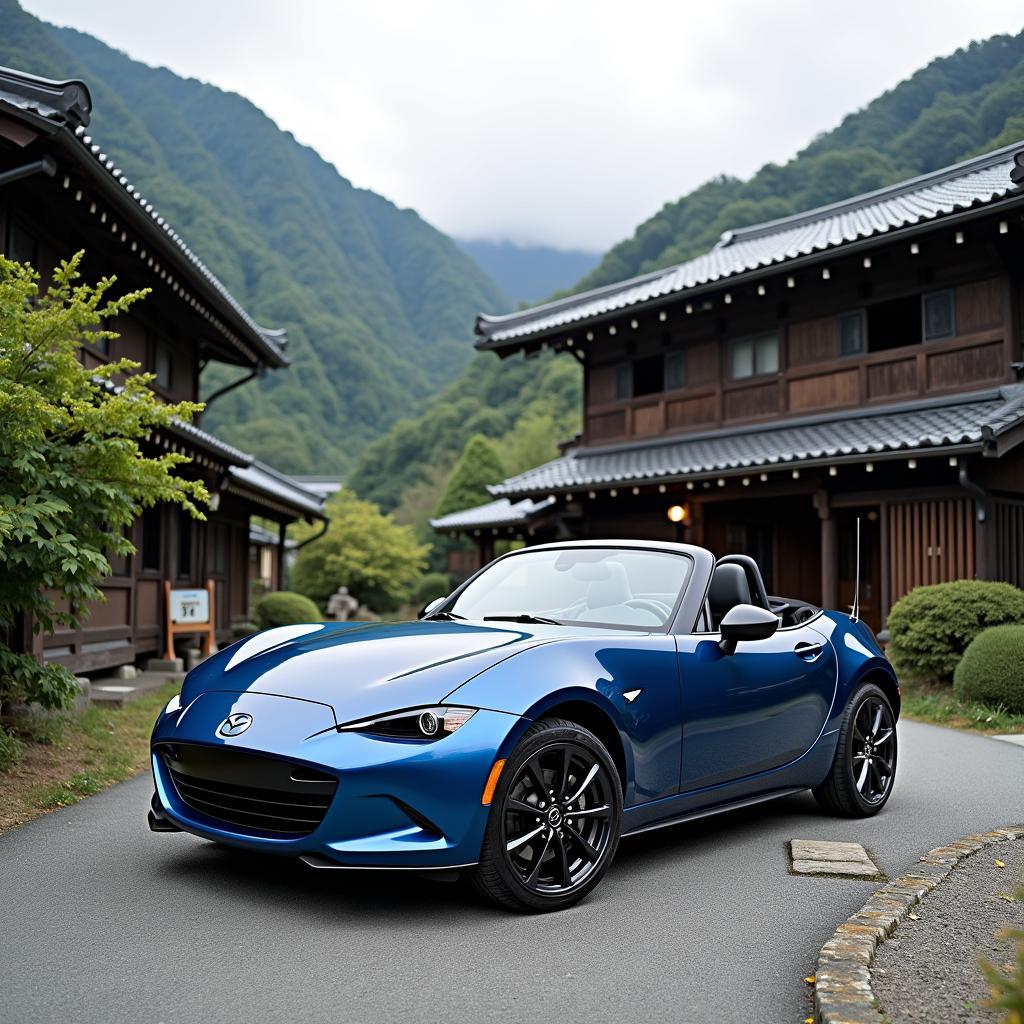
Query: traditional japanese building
433,143,1024,632
0,66,326,672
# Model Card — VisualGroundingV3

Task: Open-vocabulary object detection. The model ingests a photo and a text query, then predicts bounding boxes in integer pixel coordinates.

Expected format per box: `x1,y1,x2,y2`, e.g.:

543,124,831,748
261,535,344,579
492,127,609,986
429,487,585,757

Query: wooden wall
887,498,976,606
580,218,1020,448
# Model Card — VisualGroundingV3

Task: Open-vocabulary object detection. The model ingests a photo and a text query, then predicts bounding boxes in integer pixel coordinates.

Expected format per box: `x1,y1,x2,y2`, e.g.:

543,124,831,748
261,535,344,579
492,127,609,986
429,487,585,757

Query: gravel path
873,837,1024,1023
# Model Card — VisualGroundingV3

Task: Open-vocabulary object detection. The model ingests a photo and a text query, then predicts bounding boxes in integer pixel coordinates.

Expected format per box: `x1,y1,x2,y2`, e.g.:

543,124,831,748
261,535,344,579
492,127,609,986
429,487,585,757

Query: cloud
21,0,1024,250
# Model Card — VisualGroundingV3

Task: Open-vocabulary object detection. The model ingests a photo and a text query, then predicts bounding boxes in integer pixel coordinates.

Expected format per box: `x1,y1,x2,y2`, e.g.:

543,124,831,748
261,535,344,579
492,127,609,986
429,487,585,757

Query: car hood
179,620,554,724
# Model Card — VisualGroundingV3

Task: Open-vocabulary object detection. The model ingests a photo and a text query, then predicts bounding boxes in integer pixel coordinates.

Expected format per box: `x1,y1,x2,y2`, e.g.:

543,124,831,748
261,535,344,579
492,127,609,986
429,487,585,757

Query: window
866,296,920,353
153,341,173,392
176,507,192,579
922,289,955,341
613,363,632,401
448,546,693,630
730,334,779,380
838,311,865,357
212,522,229,575
140,507,162,572
632,355,664,397
665,351,685,391
6,222,37,266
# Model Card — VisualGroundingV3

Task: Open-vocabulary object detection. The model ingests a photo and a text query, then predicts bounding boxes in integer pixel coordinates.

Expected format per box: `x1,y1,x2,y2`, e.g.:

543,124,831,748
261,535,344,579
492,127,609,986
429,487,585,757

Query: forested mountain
0,0,507,473
351,28,1024,512
457,239,600,306
579,32,1024,290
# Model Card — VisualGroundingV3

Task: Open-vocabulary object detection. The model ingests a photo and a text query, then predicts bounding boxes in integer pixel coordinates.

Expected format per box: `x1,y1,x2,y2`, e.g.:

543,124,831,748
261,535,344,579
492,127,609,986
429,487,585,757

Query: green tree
0,253,207,710
434,435,507,518
290,488,429,612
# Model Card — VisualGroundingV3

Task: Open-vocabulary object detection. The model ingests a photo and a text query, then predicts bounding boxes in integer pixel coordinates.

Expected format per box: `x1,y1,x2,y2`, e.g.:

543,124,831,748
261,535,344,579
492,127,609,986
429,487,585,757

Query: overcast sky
19,1,1024,252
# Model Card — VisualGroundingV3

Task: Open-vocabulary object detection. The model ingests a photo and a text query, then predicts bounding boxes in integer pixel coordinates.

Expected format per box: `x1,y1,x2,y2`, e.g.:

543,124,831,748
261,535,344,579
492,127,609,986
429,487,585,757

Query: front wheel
813,682,898,817
473,717,622,912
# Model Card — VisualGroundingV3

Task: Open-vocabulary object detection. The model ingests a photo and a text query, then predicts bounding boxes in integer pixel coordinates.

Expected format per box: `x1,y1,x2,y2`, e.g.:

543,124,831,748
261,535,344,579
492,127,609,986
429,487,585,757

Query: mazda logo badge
218,712,253,737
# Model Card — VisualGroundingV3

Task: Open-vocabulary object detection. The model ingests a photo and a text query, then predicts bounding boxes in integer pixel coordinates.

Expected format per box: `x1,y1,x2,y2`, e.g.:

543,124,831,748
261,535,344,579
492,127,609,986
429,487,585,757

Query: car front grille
157,742,337,837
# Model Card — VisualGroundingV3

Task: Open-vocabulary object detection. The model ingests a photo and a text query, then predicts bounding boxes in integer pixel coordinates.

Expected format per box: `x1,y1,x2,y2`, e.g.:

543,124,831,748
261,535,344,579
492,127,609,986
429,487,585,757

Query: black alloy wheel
813,682,898,817
474,718,622,912
851,695,896,806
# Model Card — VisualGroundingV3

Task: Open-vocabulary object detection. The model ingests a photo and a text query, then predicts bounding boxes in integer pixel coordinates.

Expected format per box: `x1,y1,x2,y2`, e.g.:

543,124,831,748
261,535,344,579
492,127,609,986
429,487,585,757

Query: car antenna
849,515,861,623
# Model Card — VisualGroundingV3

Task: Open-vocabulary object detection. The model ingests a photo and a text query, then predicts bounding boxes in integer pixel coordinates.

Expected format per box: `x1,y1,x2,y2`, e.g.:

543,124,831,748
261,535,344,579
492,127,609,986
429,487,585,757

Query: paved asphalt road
2,719,1022,1024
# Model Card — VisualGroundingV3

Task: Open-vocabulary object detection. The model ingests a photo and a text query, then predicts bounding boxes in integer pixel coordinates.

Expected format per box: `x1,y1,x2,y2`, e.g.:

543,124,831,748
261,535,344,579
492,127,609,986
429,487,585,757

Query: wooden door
887,498,975,606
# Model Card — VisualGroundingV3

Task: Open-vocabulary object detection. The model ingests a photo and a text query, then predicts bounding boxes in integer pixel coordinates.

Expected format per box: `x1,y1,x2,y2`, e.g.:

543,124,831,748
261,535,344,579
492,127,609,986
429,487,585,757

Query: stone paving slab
790,839,882,878
792,859,880,877
89,670,183,707
992,734,1024,747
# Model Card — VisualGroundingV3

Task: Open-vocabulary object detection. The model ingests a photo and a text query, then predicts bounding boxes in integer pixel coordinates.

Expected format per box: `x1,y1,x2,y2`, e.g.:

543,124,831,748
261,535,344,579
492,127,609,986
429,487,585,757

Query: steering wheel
625,598,671,619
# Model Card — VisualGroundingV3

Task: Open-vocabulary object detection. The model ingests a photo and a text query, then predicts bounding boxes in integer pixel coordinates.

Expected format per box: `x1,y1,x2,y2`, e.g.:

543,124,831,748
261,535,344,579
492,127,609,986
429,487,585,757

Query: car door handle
794,641,824,661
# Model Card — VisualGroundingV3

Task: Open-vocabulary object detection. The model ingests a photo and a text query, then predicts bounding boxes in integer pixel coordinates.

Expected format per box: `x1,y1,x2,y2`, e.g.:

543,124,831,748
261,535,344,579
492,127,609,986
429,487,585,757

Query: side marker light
481,759,507,806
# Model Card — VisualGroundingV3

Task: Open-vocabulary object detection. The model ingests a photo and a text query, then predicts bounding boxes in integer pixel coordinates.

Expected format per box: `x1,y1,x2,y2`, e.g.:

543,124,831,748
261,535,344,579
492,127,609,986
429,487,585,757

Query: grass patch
900,681,1024,734
0,681,179,832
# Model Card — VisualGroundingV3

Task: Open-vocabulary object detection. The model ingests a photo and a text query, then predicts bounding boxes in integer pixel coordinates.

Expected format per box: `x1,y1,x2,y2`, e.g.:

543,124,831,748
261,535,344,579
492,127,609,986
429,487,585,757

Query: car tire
813,682,898,817
473,717,622,913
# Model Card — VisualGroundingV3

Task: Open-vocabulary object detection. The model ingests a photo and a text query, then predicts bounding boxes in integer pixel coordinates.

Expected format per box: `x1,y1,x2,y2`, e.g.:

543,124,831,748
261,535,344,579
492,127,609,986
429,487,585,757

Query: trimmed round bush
412,572,452,607
953,625,1024,713
252,591,322,630
887,580,1024,685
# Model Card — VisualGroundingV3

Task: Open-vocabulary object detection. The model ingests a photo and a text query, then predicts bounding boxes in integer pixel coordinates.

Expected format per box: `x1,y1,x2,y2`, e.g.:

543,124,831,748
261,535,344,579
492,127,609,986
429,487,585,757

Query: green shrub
0,726,24,772
412,572,452,608
953,625,1024,714
252,591,322,630
887,581,1024,685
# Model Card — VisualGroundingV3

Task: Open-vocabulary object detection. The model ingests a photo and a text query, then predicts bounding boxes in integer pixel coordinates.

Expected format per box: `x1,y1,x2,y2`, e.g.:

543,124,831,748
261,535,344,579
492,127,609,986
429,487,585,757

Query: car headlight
339,706,476,740
163,693,182,716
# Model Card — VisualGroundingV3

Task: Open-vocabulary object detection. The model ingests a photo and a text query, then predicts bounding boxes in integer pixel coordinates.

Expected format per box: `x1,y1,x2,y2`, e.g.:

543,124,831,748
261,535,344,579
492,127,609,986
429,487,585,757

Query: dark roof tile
488,388,1024,496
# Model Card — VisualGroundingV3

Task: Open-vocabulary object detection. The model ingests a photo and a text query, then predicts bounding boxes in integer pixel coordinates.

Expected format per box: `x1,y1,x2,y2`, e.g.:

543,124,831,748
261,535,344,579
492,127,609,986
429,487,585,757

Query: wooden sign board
169,588,209,624
164,579,216,661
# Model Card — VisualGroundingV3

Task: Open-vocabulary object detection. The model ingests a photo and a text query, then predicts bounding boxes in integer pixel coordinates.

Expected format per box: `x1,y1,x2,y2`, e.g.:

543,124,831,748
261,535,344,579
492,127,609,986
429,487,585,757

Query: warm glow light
481,759,506,806
667,504,688,524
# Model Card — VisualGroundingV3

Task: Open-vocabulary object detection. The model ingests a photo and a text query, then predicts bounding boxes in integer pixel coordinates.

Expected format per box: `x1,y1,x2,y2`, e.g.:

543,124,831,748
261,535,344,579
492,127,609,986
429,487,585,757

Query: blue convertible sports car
149,540,899,912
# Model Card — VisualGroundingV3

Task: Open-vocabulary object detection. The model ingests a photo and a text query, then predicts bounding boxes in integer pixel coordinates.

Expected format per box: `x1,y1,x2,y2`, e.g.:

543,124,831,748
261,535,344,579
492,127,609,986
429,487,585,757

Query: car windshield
447,547,692,630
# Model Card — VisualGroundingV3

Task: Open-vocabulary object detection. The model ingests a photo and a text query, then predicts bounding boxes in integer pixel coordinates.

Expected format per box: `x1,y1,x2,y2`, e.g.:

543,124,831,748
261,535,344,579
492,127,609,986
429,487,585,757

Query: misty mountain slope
579,31,1024,290
351,27,1024,510
0,0,507,473
457,240,601,306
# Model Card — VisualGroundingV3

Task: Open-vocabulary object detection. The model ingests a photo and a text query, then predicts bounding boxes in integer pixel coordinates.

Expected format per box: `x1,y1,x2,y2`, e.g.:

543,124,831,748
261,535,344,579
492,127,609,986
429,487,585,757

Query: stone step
89,670,185,708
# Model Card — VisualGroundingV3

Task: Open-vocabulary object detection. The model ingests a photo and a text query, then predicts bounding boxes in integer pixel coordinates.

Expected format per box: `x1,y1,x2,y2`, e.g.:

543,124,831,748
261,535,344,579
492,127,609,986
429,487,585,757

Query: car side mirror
719,603,779,656
418,597,446,620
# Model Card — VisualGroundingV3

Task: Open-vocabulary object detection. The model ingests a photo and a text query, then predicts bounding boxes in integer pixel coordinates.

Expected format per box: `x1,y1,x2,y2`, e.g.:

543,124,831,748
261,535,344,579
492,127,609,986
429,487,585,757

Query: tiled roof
249,523,297,548
0,66,288,368
430,496,555,531
488,387,1024,497
227,460,326,519
476,142,1024,347
166,417,251,467
291,476,344,499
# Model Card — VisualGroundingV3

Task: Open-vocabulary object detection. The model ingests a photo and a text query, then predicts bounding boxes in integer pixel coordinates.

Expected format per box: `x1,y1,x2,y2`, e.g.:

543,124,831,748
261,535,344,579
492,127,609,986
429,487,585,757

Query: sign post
164,579,216,662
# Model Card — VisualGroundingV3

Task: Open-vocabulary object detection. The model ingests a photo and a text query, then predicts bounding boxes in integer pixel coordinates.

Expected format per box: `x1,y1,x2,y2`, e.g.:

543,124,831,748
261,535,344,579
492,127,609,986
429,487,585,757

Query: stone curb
814,824,1024,1024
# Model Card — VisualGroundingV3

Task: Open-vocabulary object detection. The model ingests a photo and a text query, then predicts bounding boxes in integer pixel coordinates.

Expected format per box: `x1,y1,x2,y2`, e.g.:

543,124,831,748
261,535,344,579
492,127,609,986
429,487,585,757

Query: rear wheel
813,682,897,817
473,717,622,912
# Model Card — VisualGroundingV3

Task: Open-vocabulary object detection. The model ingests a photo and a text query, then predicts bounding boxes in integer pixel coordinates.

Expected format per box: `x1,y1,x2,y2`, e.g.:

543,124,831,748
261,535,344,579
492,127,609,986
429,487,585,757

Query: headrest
570,561,612,582
586,561,633,609
708,563,751,613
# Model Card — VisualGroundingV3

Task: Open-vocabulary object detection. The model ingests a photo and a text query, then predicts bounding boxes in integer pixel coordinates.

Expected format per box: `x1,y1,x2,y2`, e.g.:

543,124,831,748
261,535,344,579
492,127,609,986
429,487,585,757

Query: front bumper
150,690,525,869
